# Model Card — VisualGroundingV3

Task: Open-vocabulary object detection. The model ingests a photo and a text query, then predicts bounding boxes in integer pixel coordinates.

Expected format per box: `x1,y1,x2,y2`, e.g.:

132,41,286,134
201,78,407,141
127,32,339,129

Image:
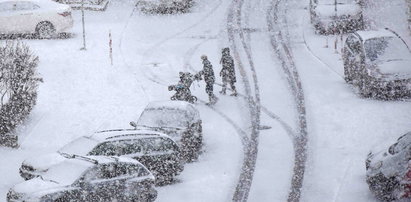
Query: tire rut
227,0,261,201
267,0,308,202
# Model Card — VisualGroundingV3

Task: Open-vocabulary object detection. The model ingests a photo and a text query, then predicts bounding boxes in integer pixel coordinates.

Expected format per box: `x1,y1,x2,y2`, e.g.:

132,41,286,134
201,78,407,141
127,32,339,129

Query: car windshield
137,108,192,128
41,161,90,186
88,137,175,156
58,137,99,156
364,37,411,63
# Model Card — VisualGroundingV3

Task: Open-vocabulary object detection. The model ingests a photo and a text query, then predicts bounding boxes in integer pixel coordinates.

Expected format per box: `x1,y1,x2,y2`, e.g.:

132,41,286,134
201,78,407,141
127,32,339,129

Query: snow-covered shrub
0,41,42,148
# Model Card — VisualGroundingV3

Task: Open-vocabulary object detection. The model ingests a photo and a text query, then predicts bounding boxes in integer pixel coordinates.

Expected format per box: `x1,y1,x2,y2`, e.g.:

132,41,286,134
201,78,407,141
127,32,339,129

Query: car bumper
138,0,188,10
55,17,74,33
366,172,400,201
373,81,411,99
313,15,363,34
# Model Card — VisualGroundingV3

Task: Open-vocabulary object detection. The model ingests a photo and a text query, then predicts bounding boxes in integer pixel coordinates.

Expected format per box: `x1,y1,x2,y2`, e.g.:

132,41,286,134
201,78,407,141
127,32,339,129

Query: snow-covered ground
1,0,411,201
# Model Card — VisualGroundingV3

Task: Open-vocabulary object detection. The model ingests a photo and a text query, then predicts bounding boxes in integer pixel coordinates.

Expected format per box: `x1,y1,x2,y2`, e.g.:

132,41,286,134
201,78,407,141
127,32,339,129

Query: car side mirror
130,121,137,128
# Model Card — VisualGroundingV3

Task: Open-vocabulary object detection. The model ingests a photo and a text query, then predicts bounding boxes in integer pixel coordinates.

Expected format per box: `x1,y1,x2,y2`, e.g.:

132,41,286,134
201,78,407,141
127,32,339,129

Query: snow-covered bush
0,41,42,148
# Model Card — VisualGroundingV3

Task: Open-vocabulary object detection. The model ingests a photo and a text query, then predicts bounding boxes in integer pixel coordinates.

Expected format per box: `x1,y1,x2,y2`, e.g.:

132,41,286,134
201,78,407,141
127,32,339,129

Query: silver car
342,28,411,99
310,0,364,34
366,132,411,201
132,101,203,163
137,0,193,13
9,156,157,202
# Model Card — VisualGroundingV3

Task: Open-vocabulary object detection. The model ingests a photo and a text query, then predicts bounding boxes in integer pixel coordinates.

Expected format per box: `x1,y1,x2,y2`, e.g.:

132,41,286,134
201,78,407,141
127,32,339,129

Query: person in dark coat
196,55,218,104
219,47,237,96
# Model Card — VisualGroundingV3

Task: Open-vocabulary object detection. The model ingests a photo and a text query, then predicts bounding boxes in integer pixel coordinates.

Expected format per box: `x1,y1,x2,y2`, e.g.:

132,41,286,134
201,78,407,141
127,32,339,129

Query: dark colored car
310,0,364,34
137,0,193,14
366,132,411,201
132,101,202,162
8,156,157,202
342,28,411,99
19,129,184,184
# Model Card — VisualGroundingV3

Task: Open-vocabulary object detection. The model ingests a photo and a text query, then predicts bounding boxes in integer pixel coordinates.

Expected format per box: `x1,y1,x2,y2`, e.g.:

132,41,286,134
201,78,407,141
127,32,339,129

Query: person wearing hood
219,47,237,96
196,55,218,104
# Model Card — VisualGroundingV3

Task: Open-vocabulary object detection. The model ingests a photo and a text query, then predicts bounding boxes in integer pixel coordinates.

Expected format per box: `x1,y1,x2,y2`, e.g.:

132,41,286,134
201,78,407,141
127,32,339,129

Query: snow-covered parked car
342,28,411,99
137,0,193,13
0,0,73,38
19,129,184,184
366,131,411,201
8,156,157,202
131,101,202,162
309,0,364,34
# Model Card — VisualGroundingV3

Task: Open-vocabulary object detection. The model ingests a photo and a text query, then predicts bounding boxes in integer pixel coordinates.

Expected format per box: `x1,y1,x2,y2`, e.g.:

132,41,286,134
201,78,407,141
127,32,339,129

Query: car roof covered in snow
354,29,397,42
145,100,195,109
143,100,200,118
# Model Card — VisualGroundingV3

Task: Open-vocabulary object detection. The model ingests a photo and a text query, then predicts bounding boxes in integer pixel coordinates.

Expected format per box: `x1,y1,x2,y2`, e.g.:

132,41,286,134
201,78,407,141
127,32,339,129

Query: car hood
376,60,411,80
23,153,66,171
367,149,409,178
12,177,65,198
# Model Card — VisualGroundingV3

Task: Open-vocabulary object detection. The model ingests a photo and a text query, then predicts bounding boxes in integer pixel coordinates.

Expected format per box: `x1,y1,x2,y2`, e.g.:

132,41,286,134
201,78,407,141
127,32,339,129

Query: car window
140,137,176,153
84,163,124,181
15,2,39,11
120,163,150,177
0,2,16,12
388,142,398,155
364,37,411,63
88,141,130,156
138,108,191,128
346,35,362,55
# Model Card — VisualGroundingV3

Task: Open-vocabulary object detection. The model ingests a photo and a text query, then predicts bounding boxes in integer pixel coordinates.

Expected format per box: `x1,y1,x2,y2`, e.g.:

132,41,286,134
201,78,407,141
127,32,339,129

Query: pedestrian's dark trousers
206,82,214,96
222,79,236,93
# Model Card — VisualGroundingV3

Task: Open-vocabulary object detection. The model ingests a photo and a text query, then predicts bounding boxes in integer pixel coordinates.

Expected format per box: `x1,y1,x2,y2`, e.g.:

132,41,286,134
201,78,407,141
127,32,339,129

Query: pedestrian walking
196,55,218,104
219,47,237,96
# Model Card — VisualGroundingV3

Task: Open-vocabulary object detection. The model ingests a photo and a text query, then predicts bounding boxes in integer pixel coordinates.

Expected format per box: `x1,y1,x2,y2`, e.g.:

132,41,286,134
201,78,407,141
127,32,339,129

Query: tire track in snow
227,0,261,201
118,4,150,100
267,0,308,202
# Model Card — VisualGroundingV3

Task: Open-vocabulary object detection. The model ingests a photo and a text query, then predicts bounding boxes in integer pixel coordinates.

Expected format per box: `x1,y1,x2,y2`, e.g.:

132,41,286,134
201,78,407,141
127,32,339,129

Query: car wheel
36,22,56,39
342,56,353,83
359,79,371,98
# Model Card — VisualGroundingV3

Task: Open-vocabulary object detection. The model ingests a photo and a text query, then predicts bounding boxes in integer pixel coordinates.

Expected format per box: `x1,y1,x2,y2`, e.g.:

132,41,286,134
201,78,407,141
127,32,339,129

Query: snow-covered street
1,0,411,201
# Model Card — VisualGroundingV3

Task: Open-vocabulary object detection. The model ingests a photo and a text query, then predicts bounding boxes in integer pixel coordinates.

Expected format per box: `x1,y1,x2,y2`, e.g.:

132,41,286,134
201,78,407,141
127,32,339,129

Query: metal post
334,35,338,53
80,0,87,50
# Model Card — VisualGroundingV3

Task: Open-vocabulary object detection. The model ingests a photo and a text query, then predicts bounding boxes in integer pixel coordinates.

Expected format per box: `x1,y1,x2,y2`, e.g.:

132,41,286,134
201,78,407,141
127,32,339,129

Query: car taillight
58,11,71,17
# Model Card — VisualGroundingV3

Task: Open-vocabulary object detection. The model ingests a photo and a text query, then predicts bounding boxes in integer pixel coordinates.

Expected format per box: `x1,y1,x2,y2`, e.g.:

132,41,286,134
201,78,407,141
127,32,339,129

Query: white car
310,0,364,34
0,0,73,38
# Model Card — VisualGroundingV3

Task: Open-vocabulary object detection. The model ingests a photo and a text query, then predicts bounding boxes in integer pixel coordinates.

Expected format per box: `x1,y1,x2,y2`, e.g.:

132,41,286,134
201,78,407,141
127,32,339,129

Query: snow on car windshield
41,161,90,186
58,137,99,156
137,109,191,128
88,137,174,156
364,37,411,63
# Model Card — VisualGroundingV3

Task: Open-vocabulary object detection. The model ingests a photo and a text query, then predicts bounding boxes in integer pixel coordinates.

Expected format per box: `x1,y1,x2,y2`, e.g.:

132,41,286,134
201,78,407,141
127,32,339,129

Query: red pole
109,30,113,66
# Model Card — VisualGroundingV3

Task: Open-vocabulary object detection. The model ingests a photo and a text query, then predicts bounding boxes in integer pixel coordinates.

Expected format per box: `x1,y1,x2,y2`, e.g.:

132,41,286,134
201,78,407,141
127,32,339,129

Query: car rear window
88,137,176,156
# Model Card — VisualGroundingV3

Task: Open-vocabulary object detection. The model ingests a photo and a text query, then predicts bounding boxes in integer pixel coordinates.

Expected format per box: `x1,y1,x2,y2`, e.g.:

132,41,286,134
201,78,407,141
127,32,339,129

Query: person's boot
230,89,238,96
208,94,218,105
219,88,226,95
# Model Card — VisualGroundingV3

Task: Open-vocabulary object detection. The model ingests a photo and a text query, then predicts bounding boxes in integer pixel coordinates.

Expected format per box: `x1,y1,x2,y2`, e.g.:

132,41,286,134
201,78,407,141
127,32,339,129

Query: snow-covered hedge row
0,42,42,148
